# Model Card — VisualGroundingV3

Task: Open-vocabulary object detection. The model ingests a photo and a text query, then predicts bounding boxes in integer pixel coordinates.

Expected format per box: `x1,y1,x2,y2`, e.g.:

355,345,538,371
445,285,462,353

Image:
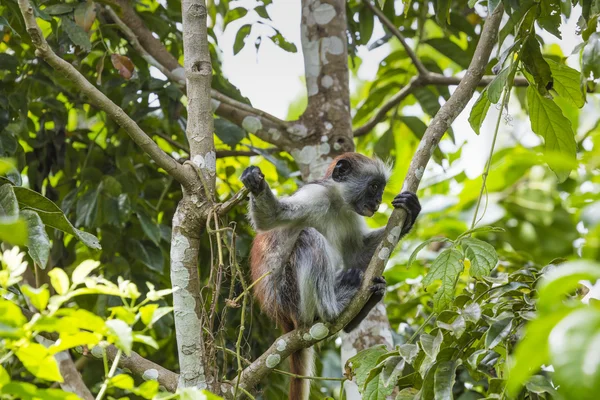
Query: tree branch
352,71,529,137
365,1,428,76
354,3,529,138
104,1,291,148
228,5,506,396
16,0,194,188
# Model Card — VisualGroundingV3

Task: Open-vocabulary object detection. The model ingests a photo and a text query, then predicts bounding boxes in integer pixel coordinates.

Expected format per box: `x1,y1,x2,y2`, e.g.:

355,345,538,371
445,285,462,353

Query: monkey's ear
332,159,351,181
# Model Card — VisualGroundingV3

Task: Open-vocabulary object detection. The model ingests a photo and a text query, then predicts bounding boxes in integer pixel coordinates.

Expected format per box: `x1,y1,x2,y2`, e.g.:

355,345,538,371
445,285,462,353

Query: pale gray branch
365,1,428,76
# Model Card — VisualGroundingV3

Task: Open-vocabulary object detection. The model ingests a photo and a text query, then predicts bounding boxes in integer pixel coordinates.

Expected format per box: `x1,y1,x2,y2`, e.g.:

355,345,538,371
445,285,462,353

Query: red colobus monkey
241,153,421,400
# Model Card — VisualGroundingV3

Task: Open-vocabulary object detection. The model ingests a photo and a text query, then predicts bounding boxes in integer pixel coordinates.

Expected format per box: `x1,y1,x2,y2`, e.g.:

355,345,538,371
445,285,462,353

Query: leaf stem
470,87,511,229
96,349,121,400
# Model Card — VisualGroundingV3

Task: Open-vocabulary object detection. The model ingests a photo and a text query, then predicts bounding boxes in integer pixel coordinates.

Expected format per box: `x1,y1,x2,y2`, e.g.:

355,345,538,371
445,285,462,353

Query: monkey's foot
241,166,265,195
391,192,421,235
370,276,386,299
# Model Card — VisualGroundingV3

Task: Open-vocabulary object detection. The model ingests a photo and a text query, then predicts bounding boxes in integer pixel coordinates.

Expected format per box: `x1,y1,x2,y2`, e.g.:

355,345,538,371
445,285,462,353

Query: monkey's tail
289,347,314,400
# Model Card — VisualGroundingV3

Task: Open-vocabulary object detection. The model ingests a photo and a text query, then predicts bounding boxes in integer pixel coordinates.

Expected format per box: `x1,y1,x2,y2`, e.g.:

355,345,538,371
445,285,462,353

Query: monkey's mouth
359,204,379,217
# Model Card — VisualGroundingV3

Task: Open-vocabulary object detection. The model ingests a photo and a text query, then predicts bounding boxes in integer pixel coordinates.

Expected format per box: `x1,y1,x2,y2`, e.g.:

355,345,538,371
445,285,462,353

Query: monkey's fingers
241,166,265,194
391,192,421,234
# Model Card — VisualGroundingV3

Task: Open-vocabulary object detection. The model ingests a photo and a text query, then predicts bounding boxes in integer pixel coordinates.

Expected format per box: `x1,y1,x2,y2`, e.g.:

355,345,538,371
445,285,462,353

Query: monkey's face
331,158,387,217
352,177,386,217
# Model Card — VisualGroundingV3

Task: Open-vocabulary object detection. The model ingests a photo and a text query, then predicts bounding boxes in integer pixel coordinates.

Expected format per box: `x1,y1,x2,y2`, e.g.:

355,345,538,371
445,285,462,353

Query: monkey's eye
369,183,379,193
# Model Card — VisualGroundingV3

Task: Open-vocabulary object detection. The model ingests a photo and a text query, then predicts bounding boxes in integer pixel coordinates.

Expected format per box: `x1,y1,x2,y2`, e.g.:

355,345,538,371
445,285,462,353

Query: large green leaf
520,35,552,94
15,343,63,382
21,210,50,269
12,186,100,249
537,260,600,310
537,0,562,39
423,249,464,311
106,319,133,356
487,67,510,104
485,317,512,349
214,117,246,146
549,309,600,400
526,86,577,182
346,345,388,390
547,59,585,108
434,360,461,399
461,238,498,278
0,217,27,246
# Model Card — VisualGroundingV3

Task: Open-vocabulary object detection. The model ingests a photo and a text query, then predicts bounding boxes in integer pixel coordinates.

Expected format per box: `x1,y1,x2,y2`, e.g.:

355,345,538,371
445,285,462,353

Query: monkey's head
324,153,392,217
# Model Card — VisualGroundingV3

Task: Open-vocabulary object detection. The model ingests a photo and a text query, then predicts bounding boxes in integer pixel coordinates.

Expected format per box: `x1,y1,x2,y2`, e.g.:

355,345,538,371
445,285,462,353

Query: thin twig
230,271,272,306
215,187,250,216
365,1,428,76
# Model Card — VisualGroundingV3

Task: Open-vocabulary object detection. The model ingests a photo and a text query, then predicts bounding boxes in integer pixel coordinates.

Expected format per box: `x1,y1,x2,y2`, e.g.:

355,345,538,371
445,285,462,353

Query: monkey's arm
241,166,330,231
344,192,422,332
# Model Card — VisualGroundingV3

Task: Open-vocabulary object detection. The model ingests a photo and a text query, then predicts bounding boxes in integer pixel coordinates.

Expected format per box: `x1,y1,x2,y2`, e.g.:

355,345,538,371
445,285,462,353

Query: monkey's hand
241,166,266,195
391,192,421,235
343,276,387,333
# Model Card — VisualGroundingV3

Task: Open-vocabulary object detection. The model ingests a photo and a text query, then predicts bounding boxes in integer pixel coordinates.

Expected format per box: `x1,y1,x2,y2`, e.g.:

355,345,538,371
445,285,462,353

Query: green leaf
133,333,159,349
269,32,297,53
44,4,75,15
0,217,28,246
462,302,481,324
547,59,585,108
583,33,600,80
346,345,388,389
485,317,513,349
21,210,50,269
0,184,18,217
423,249,464,311
425,38,471,69
132,380,160,399
435,0,451,29
72,260,101,286
413,87,440,117
461,238,498,278
106,319,133,356
137,212,161,246
526,85,577,182
129,240,164,273
420,330,443,360
233,24,252,55
48,268,70,296
538,0,562,39
437,315,466,338
12,186,100,249
15,343,64,382
520,35,553,94
548,309,600,400
525,375,558,396
60,17,92,52
434,360,461,400
468,88,491,135
22,285,50,311
408,238,451,268
224,7,248,27
537,260,600,310
140,304,159,326
110,374,134,390
50,331,101,354
214,118,246,146
487,67,510,104
398,343,419,364
0,300,26,327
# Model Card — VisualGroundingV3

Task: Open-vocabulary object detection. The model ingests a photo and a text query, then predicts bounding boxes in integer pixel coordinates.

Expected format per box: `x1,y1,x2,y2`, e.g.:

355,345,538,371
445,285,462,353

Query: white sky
213,1,585,178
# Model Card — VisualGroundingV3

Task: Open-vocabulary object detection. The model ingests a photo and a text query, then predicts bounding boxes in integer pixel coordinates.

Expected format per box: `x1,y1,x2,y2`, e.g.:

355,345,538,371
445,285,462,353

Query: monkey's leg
343,276,386,332
292,228,347,324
